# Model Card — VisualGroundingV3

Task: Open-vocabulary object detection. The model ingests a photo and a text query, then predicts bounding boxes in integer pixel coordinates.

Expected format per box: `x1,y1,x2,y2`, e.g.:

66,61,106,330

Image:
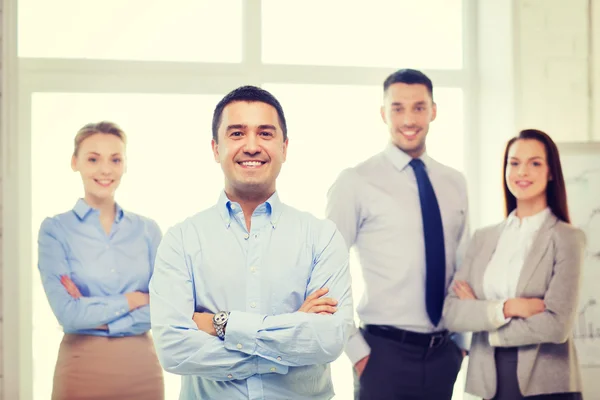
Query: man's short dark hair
212,85,288,142
383,69,434,101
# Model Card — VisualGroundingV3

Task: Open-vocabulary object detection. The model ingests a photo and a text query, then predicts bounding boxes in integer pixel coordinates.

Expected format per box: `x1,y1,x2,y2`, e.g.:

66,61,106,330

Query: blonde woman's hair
73,121,127,156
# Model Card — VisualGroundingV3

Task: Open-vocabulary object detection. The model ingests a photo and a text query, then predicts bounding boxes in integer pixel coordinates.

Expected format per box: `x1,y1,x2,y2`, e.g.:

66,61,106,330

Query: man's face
381,83,437,158
212,101,288,198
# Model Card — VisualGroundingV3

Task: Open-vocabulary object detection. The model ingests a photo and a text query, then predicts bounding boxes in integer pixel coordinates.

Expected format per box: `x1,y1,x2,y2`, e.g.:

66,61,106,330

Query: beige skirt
52,333,164,400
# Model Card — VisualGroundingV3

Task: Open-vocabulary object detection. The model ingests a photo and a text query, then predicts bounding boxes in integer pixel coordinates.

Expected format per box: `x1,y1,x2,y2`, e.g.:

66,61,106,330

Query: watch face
214,311,229,325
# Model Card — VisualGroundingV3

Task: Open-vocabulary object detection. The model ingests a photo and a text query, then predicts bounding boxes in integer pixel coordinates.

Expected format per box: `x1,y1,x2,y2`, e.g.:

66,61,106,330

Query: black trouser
354,326,463,400
491,347,583,400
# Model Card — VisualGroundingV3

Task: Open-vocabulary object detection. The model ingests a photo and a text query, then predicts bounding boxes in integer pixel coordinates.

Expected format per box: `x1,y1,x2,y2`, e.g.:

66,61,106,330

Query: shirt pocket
442,206,467,244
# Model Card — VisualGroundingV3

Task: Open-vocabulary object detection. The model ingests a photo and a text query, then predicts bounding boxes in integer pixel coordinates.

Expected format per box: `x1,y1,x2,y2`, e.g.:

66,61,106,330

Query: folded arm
443,229,510,333
325,169,371,367
149,227,284,380
107,305,151,335
38,218,132,331
223,222,354,366
490,228,585,346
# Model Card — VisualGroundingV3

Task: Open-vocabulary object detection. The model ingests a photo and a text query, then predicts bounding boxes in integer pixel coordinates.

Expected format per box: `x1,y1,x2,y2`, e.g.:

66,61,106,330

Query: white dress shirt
326,143,470,364
484,207,551,345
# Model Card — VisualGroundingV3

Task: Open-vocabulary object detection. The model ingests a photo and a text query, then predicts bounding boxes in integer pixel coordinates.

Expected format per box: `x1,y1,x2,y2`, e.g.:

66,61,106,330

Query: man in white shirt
326,69,469,399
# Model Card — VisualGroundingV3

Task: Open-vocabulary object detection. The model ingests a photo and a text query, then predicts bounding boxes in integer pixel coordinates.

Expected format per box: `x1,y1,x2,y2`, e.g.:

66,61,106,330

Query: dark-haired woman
443,129,584,400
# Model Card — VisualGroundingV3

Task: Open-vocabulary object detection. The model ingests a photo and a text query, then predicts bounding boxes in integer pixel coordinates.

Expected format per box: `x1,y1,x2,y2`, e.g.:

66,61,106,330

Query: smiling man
149,86,354,400
326,69,470,399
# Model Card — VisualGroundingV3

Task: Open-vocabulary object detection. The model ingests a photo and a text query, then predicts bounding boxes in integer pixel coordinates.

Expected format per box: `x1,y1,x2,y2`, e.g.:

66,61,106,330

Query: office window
18,0,243,62
262,0,463,69
30,92,224,400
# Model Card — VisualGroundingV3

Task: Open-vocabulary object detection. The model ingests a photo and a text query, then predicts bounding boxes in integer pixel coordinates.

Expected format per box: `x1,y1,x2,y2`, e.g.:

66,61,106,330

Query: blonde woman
443,129,584,400
37,121,164,399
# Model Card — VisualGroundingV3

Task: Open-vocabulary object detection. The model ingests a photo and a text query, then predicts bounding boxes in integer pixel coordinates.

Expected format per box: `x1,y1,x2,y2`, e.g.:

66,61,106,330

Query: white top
483,207,551,300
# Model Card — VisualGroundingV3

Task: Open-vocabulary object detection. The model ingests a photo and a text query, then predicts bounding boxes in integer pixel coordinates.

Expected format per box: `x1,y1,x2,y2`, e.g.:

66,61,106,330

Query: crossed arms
443,227,585,346
149,223,354,381
37,217,160,335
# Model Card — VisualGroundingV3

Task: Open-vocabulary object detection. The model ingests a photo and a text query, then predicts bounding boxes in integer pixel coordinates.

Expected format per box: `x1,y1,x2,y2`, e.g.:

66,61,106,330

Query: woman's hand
125,292,150,311
452,280,477,300
503,298,545,319
61,275,82,299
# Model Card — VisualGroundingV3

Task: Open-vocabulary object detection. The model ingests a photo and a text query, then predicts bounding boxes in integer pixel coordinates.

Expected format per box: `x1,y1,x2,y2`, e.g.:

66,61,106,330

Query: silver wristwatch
213,311,230,340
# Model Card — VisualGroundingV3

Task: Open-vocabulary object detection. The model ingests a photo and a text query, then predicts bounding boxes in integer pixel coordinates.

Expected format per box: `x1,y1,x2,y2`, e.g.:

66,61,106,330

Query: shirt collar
72,198,126,223
217,191,282,229
383,142,432,172
506,207,551,229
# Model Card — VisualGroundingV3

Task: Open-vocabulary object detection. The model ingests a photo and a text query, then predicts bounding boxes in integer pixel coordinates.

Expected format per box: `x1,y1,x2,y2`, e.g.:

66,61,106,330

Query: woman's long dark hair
502,129,570,223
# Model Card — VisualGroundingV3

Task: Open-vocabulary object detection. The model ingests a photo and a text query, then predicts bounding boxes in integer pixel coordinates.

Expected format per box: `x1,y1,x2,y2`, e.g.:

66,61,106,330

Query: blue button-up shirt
149,192,354,400
37,199,162,336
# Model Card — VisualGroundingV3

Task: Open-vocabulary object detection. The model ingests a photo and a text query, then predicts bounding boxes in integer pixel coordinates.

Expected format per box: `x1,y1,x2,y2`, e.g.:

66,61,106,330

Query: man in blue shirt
149,85,354,400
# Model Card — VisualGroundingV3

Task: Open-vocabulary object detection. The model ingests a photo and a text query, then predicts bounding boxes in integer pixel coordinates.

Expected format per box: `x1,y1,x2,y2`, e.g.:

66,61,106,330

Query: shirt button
227,374,233,379
250,267,257,273
250,302,256,308
114,311,119,315
236,343,243,349
277,356,282,361
244,234,249,240
270,367,277,372
254,234,259,239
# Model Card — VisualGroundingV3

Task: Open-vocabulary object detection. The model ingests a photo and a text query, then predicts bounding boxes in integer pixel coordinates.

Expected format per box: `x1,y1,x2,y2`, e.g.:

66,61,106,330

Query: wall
0,0,5,394
478,0,599,398
1,0,16,397
516,0,600,142
515,1,598,398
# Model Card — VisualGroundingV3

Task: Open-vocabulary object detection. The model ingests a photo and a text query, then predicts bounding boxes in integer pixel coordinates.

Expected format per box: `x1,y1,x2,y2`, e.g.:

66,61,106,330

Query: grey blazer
443,212,586,399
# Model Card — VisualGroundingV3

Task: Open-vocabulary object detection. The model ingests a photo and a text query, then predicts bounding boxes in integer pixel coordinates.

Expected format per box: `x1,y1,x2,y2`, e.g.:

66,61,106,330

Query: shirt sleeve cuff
345,327,371,365
489,331,502,346
104,295,130,321
224,311,265,355
107,314,133,336
487,299,512,330
451,332,471,351
257,357,289,375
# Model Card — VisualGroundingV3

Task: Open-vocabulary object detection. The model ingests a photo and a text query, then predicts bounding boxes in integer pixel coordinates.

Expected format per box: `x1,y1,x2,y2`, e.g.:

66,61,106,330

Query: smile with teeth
94,179,114,187
238,160,266,168
515,180,532,188
400,130,419,137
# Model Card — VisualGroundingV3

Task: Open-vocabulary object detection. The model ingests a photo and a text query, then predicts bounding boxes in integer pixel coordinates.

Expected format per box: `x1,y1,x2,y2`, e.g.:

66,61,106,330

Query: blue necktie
409,158,446,327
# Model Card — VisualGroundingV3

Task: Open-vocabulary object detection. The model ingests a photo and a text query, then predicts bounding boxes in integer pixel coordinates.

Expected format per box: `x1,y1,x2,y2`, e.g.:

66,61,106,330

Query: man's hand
298,287,338,315
503,298,545,319
61,275,82,299
452,280,477,300
193,312,217,336
354,355,370,378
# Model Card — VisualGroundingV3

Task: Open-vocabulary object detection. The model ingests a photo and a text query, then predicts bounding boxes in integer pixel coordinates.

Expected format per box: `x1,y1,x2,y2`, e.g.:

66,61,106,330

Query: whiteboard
559,142,600,367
